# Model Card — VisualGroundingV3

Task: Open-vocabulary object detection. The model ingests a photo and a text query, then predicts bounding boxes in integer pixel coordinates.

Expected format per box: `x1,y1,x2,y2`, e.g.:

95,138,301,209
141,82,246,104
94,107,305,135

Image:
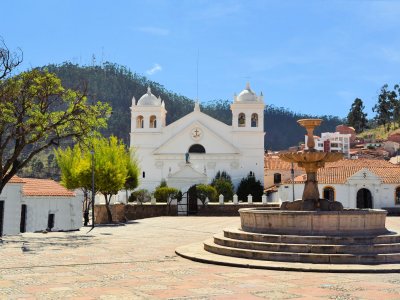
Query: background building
0,177,82,236
305,132,351,158
272,158,400,209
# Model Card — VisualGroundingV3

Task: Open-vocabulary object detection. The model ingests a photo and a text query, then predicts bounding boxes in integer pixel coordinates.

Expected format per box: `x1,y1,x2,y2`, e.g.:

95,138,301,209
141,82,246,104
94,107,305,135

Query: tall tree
56,136,139,223
347,98,368,133
373,84,393,132
392,84,400,128
0,68,111,194
55,145,92,225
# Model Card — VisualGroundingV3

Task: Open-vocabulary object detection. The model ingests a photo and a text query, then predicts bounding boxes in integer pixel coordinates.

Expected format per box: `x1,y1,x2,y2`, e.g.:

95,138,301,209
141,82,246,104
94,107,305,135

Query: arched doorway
187,185,198,215
323,186,335,201
356,188,372,209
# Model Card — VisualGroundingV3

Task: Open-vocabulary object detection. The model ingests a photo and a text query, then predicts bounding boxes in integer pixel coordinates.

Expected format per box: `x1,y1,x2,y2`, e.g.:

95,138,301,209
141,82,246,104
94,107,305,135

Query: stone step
214,234,400,255
204,239,400,264
223,228,400,245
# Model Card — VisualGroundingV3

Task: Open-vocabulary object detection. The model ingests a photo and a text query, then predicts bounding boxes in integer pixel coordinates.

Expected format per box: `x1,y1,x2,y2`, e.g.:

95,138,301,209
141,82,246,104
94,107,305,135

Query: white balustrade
219,194,224,205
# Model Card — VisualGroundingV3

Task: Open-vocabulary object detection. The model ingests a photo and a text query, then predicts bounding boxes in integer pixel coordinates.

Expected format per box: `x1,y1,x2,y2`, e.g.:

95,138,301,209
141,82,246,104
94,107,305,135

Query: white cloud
146,63,162,75
194,3,241,20
137,27,170,36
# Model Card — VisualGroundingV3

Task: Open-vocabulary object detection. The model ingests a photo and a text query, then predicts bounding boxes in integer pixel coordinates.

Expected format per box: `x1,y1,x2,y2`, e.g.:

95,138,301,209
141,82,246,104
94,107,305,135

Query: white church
130,83,265,192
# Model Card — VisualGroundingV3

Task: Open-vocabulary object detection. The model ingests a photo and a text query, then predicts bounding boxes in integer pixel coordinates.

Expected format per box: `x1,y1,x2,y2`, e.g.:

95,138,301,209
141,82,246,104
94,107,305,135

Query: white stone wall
22,196,82,232
0,183,22,236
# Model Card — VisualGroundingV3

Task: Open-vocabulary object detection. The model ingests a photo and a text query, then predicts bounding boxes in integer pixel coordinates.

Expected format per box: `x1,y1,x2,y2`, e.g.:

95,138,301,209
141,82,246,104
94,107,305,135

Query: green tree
124,151,140,192
211,171,234,201
0,68,110,194
373,84,394,132
347,98,368,133
91,136,137,222
236,173,264,202
392,84,400,128
128,189,151,204
56,136,139,223
196,184,217,207
55,144,92,225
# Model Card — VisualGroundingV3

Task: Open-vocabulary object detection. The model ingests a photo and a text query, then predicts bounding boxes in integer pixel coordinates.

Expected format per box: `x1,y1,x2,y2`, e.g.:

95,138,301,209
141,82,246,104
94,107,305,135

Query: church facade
130,83,265,193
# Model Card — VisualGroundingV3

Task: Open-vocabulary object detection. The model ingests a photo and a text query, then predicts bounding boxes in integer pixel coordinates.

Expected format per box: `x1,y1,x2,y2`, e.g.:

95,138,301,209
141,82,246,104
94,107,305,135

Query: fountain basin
239,208,389,236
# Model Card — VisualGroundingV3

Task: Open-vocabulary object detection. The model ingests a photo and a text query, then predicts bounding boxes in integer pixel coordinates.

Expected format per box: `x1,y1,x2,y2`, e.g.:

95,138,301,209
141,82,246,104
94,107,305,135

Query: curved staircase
204,228,400,264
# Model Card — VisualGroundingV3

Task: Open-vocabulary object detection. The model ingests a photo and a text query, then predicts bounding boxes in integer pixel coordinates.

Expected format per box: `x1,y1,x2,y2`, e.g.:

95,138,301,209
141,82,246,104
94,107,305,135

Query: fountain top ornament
279,119,344,211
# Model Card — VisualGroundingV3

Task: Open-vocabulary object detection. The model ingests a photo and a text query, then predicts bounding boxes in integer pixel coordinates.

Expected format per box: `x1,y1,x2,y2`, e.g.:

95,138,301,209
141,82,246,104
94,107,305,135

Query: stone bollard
262,194,267,204
219,194,224,205
233,194,238,204
247,194,253,204
151,197,156,205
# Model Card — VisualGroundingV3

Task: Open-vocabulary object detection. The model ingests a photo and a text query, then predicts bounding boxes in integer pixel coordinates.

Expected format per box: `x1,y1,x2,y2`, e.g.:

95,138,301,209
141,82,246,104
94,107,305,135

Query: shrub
211,171,234,201
128,189,151,204
213,179,234,201
211,170,232,185
197,184,217,206
156,179,168,189
236,173,264,202
154,186,179,203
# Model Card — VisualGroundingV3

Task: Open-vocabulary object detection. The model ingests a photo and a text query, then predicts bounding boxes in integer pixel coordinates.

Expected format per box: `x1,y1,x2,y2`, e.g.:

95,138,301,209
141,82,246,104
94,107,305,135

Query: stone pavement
0,216,399,299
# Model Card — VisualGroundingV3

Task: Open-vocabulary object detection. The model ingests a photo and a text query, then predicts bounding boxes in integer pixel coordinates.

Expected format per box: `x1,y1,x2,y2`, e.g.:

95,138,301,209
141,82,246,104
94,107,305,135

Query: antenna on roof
196,49,199,101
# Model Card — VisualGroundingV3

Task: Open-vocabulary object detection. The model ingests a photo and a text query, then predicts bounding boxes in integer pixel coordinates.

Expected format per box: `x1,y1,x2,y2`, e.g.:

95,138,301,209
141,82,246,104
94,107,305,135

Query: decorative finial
194,101,200,112
246,82,251,90
132,96,136,106
147,86,151,95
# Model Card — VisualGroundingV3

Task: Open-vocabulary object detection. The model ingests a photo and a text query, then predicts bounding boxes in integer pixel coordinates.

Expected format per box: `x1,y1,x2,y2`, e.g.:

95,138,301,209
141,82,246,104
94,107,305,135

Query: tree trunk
83,190,89,226
105,195,113,223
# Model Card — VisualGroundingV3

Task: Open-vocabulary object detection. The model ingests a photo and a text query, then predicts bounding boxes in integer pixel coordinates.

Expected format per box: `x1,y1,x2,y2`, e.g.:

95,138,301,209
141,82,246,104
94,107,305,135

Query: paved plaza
0,216,400,299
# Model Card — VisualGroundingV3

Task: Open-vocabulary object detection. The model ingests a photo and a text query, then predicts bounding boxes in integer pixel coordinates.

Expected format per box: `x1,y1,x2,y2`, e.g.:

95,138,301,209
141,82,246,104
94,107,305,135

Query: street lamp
91,149,95,229
291,162,295,201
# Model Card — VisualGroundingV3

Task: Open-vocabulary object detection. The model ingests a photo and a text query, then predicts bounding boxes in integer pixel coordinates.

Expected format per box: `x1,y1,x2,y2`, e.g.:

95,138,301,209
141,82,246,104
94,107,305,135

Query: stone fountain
176,119,400,270
279,119,343,211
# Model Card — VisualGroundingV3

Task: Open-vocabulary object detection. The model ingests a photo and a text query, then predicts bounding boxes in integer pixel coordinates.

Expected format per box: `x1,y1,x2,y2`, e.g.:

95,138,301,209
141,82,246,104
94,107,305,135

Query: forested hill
43,63,343,150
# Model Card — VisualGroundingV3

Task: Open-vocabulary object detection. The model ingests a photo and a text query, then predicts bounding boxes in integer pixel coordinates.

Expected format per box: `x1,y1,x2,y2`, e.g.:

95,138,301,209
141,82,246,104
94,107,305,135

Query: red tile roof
9,176,26,183
278,158,400,184
22,178,75,197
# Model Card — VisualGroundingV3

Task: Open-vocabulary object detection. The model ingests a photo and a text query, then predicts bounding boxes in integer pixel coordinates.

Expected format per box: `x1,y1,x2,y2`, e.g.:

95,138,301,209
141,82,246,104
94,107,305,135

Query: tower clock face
191,127,202,140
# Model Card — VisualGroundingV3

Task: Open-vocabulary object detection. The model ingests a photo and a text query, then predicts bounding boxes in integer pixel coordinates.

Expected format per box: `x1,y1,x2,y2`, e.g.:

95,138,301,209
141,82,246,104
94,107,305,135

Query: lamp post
91,149,95,229
291,162,295,201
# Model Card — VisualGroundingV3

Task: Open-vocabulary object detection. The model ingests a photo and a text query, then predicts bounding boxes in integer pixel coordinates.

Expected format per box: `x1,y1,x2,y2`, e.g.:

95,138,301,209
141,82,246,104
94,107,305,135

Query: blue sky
3,0,400,118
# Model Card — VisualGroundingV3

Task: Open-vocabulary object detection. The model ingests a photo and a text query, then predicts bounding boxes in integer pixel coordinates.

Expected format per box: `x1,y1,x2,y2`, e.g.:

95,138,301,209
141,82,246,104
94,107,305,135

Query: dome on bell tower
137,87,162,106
234,82,263,103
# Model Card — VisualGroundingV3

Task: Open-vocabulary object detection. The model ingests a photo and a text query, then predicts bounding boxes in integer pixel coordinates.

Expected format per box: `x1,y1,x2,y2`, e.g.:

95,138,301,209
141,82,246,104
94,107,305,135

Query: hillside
357,124,399,141
42,62,343,151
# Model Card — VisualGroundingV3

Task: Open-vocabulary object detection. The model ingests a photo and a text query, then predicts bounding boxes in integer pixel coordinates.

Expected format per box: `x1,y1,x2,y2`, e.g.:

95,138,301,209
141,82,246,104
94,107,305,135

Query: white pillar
262,194,267,204
247,194,253,204
233,194,238,204
151,197,156,205
219,194,224,205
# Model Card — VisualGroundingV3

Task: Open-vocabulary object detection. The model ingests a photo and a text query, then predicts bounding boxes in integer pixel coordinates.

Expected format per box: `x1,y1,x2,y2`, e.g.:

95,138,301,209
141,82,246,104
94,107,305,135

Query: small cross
193,129,200,137
363,172,367,178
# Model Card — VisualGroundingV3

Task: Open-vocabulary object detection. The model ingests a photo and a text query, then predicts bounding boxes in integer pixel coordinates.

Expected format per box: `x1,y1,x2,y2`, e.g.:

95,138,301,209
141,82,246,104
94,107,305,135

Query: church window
238,113,245,127
395,187,400,205
188,144,206,153
136,116,144,128
150,115,157,128
251,113,258,127
323,186,335,201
